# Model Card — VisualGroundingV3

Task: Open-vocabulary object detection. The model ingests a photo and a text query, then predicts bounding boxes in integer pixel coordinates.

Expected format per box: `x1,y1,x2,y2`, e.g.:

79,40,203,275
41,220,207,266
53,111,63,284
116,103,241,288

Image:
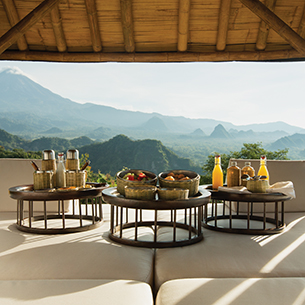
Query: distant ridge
210,124,232,139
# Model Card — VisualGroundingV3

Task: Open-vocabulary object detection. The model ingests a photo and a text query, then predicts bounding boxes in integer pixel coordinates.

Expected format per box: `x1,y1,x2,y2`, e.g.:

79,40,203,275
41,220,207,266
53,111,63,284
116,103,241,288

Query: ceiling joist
0,0,60,55
255,0,277,51
85,0,102,52
120,0,135,53
50,4,66,52
1,0,28,51
178,0,191,52
216,0,232,51
239,0,305,55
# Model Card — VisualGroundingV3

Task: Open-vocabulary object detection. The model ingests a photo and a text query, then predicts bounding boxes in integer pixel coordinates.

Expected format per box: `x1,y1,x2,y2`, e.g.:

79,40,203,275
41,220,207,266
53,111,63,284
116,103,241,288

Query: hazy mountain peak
0,67,25,75
210,124,232,139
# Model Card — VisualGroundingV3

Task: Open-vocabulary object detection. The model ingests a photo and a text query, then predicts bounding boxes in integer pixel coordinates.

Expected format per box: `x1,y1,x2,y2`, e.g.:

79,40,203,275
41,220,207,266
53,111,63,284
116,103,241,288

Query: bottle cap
245,161,251,166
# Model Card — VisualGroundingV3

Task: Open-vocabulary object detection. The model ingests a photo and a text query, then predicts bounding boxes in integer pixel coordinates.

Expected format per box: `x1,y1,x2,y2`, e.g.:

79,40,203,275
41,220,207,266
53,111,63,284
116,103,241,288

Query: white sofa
1,158,305,304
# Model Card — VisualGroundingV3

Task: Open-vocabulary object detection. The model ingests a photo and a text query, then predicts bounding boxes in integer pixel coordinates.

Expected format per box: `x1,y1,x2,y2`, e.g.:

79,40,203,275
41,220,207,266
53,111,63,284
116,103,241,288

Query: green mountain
0,129,29,149
79,134,202,176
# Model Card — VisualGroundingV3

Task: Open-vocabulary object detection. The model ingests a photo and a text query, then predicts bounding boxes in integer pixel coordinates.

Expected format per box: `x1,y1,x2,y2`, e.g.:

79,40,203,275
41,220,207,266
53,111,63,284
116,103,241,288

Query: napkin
267,181,296,198
218,186,251,194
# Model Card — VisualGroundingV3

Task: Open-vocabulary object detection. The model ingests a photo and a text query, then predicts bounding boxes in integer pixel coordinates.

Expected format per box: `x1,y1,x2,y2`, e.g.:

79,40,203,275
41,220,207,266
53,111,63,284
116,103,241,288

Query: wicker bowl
116,169,157,196
158,170,200,197
125,186,157,200
247,180,270,193
158,188,189,200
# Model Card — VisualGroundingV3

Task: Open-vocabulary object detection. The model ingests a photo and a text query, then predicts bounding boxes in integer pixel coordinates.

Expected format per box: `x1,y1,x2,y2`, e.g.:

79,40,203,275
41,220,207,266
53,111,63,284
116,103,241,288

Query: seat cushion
0,208,154,285
0,279,153,305
156,277,305,305
155,212,305,290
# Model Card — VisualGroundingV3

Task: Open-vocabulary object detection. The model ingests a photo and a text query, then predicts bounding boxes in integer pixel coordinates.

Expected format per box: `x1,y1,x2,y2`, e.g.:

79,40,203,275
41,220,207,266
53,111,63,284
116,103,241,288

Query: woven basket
158,188,189,200
158,170,200,197
116,169,157,196
66,171,86,187
125,186,157,200
33,171,53,190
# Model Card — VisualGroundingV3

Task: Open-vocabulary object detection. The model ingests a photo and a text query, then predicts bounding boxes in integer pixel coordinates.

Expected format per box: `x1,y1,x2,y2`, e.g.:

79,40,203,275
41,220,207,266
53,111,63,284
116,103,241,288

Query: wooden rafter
178,0,191,52
256,0,277,51
85,0,102,52
0,0,60,55
1,0,28,51
239,0,305,55
120,0,135,53
50,4,66,52
1,49,302,63
216,0,232,51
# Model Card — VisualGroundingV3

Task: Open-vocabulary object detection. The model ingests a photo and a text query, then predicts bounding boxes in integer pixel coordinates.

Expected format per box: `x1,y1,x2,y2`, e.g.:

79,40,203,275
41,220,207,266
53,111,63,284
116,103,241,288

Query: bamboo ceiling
1,0,305,63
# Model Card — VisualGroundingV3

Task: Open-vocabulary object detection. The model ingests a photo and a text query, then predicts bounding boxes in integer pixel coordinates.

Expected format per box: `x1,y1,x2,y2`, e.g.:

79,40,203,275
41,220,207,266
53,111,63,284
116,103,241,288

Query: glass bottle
226,161,241,187
258,155,269,181
56,152,66,188
212,155,223,190
241,161,255,178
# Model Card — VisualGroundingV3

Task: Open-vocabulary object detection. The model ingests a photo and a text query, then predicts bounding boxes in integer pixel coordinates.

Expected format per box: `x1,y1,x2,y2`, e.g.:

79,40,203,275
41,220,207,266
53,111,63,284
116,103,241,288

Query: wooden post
120,0,135,53
0,0,61,55
178,0,191,52
239,0,305,55
216,0,232,51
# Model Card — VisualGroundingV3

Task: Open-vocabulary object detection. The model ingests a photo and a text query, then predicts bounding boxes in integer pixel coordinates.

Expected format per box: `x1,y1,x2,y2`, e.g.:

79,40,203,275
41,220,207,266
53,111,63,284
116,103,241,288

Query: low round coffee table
202,186,292,235
102,186,211,248
9,183,108,234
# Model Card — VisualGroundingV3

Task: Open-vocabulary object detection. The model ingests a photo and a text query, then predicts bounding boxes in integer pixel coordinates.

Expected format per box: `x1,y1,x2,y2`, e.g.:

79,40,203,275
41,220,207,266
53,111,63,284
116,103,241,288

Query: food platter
9,182,108,201
102,185,211,210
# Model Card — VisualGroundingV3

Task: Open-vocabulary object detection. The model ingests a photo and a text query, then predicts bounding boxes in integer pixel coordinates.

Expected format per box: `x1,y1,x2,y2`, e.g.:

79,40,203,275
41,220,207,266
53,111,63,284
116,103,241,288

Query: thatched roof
1,0,305,63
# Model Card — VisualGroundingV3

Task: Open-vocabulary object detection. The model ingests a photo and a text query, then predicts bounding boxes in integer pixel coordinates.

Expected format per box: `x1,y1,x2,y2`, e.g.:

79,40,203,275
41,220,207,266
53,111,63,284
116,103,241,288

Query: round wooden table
9,183,108,234
102,186,211,248
202,186,292,235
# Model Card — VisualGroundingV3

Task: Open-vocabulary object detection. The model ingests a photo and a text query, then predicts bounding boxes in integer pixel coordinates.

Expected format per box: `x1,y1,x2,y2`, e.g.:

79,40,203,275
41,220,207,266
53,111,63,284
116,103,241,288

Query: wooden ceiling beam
1,0,28,51
178,0,191,52
0,0,60,55
239,0,305,55
50,4,67,52
216,0,232,51
120,0,135,53
85,0,102,52
1,49,303,62
256,0,277,51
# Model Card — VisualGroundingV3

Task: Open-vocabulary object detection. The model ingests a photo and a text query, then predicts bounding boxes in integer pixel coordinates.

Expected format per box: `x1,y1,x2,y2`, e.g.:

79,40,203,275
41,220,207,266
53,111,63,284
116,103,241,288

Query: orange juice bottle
212,155,223,190
258,155,269,181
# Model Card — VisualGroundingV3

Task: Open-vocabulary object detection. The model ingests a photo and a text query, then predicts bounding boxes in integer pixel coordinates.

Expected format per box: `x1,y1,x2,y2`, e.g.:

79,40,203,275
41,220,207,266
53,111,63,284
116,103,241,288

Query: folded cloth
218,181,296,198
267,181,296,198
218,186,251,194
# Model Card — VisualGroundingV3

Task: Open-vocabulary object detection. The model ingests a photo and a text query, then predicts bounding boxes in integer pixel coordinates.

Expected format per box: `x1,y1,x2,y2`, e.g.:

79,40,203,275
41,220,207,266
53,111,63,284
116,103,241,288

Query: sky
1,60,305,128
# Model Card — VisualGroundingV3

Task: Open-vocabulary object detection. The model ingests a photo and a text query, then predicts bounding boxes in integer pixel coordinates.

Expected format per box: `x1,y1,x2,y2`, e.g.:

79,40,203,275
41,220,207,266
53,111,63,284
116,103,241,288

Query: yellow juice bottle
212,155,223,190
258,155,269,181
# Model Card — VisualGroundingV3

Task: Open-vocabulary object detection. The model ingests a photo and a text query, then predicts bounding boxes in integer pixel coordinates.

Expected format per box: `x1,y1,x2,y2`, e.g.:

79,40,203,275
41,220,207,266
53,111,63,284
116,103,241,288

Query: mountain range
1,67,304,141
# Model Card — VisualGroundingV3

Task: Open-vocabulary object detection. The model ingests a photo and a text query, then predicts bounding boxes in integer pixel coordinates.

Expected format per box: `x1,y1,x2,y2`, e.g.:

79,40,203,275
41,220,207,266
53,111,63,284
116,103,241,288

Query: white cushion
0,208,154,285
155,212,305,290
0,279,153,305
156,278,305,305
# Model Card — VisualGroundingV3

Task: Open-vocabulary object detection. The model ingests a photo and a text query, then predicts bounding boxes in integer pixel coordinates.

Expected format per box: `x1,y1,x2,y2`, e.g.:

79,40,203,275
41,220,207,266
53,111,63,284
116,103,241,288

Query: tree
201,142,289,184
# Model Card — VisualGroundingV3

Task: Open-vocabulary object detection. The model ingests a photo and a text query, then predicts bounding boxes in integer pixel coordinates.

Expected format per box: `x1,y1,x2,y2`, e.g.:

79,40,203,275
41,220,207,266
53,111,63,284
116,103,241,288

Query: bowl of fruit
116,169,157,196
158,170,200,197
